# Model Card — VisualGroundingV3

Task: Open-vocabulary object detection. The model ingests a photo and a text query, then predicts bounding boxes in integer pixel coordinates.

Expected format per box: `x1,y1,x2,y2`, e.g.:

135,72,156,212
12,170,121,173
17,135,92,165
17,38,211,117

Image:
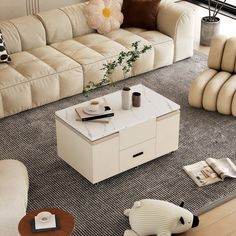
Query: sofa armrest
0,160,29,236
157,3,195,62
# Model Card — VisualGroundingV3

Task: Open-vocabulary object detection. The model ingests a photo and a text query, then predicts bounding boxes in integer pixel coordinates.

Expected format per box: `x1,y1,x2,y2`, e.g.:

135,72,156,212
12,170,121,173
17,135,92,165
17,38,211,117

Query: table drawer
119,118,156,150
120,138,156,172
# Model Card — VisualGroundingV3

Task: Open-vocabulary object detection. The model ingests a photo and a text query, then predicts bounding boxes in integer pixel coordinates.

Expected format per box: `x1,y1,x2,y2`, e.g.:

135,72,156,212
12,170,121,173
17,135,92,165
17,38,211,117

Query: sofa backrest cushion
208,35,236,73
208,35,227,71
0,21,22,54
10,15,46,51
221,37,236,73
37,9,73,44
61,3,95,38
122,0,161,30
0,1,123,53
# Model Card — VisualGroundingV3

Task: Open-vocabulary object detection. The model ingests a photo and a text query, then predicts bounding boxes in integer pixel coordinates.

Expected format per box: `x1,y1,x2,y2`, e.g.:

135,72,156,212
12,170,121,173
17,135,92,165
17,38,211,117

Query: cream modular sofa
0,160,29,236
0,1,194,118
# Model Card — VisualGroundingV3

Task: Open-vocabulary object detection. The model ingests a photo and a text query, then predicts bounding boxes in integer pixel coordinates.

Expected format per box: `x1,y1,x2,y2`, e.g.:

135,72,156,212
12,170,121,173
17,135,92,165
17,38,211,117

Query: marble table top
55,84,180,142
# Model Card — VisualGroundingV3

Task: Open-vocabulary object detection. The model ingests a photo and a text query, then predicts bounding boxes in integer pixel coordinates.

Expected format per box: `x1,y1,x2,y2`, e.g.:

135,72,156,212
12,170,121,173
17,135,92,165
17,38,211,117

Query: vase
122,87,131,110
200,16,220,46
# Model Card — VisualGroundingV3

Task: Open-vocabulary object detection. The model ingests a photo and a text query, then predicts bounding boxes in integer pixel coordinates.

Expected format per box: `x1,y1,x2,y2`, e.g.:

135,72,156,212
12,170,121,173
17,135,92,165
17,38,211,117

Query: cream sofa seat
188,35,236,116
0,47,83,117
52,29,173,87
0,1,194,118
0,160,29,236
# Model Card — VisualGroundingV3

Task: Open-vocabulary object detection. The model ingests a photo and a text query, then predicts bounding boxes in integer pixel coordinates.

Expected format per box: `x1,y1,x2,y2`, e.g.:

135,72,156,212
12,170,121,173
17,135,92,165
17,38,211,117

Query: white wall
0,0,87,20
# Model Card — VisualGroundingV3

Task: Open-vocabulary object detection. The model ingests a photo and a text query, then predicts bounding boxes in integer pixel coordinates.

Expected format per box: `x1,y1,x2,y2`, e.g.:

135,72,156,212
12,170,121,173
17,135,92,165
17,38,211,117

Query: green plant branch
83,41,152,93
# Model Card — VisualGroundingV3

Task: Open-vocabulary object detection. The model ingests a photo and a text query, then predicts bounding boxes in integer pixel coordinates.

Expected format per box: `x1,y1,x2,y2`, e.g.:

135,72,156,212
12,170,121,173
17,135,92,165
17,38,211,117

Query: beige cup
88,100,100,112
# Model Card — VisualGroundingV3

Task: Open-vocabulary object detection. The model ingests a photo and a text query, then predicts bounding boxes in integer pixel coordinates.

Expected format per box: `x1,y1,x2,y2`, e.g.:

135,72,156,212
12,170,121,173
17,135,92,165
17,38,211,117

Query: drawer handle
133,152,144,158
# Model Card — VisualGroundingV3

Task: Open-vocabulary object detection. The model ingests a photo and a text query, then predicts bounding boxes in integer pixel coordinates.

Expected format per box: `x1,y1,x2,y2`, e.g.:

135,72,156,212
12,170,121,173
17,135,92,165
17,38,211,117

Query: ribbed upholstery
0,21,22,54
189,35,236,116
60,3,95,37
221,37,236,73
208,35,227,70
37,9,73,44
10,15,46,51
0,1,194,118
202,71,231,111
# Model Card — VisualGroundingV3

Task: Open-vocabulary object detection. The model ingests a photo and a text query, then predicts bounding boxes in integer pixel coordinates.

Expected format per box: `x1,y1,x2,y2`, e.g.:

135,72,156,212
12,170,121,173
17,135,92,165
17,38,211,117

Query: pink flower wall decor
84,0,124,34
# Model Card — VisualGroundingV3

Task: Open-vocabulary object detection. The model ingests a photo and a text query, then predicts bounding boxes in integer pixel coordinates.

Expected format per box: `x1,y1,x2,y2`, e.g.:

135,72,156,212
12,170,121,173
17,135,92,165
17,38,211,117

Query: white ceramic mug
88,100,100,112
36,211,52,223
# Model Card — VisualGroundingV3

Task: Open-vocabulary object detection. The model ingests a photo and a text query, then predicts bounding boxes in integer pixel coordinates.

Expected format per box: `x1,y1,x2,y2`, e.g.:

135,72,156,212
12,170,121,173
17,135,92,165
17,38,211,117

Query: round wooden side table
18,208,75,236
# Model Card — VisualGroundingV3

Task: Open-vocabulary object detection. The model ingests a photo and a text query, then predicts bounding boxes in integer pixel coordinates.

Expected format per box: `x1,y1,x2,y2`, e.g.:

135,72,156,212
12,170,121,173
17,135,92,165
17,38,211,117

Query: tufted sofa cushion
0,47,83,117
10,15,46,51
51,29,173,87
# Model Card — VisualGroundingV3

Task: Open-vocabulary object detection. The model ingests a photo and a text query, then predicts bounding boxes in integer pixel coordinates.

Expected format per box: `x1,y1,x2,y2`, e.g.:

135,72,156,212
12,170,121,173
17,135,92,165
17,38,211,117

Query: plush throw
84,0,124,35
0,30,11,63
122,0,161,30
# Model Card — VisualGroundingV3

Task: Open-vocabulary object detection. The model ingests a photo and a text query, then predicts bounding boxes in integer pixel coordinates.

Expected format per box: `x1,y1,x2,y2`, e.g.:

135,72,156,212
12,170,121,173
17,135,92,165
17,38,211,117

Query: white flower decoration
84,0,124,34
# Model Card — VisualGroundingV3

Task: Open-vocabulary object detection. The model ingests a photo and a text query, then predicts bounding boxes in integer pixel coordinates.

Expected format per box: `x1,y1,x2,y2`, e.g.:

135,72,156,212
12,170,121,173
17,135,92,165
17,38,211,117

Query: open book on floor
183,158,236,187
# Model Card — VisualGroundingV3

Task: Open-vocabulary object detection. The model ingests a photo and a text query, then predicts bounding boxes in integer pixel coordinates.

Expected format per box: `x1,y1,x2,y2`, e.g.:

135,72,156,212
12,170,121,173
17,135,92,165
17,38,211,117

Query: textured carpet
1,51,236,235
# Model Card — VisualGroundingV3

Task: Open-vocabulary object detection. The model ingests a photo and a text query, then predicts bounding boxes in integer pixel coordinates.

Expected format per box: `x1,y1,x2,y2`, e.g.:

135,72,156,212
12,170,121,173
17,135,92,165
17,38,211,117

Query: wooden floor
176,1,236,236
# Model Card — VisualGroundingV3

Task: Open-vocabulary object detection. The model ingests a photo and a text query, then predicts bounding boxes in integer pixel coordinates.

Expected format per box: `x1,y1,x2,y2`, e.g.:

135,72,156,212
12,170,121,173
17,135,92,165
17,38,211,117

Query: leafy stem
83,41,152,93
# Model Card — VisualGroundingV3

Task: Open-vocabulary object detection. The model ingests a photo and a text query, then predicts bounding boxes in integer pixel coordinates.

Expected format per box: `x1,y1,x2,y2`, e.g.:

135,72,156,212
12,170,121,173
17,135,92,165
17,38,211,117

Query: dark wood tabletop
18,208,75,236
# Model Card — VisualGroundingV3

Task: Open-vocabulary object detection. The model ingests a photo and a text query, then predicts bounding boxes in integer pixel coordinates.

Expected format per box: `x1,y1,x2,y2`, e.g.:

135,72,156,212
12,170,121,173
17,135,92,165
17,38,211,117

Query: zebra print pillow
0,30,11,63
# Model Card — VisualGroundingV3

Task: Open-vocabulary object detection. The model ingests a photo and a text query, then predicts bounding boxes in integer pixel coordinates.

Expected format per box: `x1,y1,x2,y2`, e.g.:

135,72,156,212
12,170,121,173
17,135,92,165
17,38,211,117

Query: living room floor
178,1,236,235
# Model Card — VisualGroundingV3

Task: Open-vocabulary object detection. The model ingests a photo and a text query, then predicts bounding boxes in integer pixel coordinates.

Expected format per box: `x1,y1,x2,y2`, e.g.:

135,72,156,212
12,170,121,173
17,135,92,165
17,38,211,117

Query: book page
206,158,236,180
183,161,221,187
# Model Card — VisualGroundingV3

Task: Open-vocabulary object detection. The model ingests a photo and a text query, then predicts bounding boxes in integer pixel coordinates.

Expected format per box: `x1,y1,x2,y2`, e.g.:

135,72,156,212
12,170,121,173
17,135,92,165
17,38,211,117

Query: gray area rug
1,51,236,235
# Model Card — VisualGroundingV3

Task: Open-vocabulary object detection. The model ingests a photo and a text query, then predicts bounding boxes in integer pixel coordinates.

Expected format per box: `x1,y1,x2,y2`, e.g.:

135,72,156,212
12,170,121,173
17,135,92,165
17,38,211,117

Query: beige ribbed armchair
189,35,236,116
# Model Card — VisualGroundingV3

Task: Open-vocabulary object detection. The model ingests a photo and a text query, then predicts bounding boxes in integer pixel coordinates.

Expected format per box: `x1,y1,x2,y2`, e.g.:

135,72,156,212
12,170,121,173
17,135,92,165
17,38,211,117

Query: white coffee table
55,84,180,184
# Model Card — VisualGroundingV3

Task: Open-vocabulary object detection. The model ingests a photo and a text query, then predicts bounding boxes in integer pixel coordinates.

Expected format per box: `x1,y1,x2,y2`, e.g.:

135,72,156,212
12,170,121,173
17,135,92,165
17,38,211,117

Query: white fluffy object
124,199,199,236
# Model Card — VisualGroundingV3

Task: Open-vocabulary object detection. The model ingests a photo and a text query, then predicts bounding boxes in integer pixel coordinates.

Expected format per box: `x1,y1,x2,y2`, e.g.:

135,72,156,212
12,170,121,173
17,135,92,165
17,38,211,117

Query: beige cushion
188,69,218,108
37,9,73,44
10,15,46,51
0,21,21,54
232,92,236,116
217,74,236,115
202,71,231,111
125,28,174,68
105,29,154,75
208,35,227,70
52,29,173,87
0,46,83,117
29,46,83,98
52,35,128,86
0,160,28,236
60,3,95,37
221,37,236,73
